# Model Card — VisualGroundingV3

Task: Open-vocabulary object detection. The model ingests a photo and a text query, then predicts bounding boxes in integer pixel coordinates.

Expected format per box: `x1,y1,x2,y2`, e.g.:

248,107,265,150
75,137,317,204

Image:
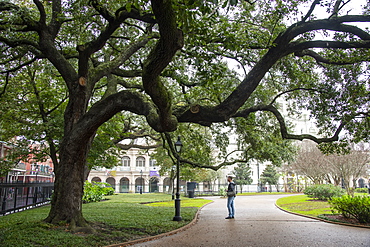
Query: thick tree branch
270,87,325,105
0,37,39,48
0,72,9,97
141,0,184,132
112,69,142,78
176,15,370,126
71,91,160,144
330,0,350,18
49,0,63,38
295,49,369,64
116,79,144,90
90,0,115,22
38,34,78,89
280,15,370,44
234,104,345,144
83,4,156,57
288,40,370,53
33,0,47,25
115,6,156,23
0,1,77,89
90,35,152,84
113,128,161,144
116,143,161,150
300,0,320,23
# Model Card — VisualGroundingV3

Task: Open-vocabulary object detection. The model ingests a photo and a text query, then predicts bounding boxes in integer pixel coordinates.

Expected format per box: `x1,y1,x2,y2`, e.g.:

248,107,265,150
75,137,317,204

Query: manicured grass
276,194,332,217
0,193,210,247
276,193,369,218
147,198,212,207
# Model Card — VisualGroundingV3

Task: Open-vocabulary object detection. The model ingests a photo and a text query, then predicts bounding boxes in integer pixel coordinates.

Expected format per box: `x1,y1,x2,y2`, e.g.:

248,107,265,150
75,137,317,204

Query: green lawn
275,193,368,218
0,193,211,247
276,194,332,217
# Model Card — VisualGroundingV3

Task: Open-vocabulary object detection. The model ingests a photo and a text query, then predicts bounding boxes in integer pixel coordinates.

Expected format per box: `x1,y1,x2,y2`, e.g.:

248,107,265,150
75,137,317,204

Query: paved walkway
130,195,370,247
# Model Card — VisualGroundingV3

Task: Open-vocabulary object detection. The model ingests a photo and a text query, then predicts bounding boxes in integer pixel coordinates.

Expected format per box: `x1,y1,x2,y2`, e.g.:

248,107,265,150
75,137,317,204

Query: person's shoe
225,216,233,219
232,216,234,219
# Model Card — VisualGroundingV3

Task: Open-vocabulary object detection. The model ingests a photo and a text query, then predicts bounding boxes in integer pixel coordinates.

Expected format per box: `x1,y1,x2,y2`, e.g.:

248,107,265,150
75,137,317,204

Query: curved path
131,195,369,247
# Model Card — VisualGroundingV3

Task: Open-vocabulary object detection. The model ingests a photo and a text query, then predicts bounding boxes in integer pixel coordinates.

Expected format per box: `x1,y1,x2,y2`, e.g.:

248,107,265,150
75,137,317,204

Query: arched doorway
163,177,172,193
135,177,144,193
120,177,129,192
358,178,365,188
106,177,116,189
149,177,159,192
91,177,102,183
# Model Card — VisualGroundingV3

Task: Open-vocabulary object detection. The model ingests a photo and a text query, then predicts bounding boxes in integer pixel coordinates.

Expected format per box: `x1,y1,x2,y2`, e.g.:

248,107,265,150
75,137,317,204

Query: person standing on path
225,176,236,219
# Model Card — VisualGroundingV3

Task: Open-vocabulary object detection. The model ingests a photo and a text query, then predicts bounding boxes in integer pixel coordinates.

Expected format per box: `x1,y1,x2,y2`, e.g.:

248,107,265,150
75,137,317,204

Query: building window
122,156,130,167
136,156,145,167
149,159,157,167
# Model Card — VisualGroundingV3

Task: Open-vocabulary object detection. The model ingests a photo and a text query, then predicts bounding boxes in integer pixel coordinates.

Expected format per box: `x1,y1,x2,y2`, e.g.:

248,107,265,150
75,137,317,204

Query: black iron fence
0,183,54,216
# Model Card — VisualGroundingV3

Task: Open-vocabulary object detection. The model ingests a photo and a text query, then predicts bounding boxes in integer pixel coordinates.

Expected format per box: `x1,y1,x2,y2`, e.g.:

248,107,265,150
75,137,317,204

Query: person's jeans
227,196,235,217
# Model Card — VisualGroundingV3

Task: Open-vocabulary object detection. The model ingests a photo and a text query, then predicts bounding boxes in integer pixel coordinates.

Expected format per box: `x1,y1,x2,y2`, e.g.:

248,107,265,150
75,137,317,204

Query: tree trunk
44,136,92,229
44,84,94,229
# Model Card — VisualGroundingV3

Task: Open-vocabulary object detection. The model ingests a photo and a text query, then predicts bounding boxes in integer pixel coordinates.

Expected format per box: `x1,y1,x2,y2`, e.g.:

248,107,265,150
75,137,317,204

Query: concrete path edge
275,202,370,229
105,200,215,247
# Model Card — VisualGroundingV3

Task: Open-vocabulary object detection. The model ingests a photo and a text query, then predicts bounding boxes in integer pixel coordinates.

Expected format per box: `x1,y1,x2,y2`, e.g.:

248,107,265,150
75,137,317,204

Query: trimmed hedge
355,188,369,193
329,195,370,223
304,184,345,201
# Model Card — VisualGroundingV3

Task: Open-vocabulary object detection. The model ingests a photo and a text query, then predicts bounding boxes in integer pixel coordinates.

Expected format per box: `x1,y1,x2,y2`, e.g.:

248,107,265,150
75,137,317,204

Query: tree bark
44,132,93,229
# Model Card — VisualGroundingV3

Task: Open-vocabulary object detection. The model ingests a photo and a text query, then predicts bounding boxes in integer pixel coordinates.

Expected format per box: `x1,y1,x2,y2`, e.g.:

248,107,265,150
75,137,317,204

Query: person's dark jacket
227,181,236,197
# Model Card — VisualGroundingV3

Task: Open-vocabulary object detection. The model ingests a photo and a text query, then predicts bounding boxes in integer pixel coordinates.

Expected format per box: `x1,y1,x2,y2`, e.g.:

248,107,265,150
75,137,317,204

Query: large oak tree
0,0,369,228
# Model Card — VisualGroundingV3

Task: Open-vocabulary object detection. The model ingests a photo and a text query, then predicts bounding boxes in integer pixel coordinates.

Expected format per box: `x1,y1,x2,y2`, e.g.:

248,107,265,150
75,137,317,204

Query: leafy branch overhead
0,0,369,228
1,1,369,143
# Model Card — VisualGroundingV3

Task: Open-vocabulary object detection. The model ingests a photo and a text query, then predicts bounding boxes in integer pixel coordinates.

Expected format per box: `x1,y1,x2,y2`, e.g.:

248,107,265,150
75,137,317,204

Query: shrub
82,181,115,203
355,188,368,193
219,186,227,197
329,195,370,223
304,184,345,201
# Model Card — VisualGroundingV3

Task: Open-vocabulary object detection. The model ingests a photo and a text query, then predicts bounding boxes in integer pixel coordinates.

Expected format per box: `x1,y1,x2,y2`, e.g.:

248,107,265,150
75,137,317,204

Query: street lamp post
171,165,176,200
140,170,143,194
257,163,260,192
173,136,183,221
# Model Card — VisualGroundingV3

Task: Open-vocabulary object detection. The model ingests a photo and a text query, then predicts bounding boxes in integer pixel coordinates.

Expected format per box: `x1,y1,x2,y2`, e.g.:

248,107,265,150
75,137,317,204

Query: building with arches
87,147,191,193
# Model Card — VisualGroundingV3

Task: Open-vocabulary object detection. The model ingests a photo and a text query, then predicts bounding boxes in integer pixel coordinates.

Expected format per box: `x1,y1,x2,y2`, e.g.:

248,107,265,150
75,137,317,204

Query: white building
88,147,174,193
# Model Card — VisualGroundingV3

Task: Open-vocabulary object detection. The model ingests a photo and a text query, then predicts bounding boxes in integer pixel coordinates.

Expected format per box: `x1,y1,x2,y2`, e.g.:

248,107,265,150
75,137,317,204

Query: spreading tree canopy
0,0,369,229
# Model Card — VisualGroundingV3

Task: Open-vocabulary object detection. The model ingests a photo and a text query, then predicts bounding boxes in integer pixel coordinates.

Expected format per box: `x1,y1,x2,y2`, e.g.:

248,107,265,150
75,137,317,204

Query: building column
129,173,135,193
158,177,163,192
115,179,120,193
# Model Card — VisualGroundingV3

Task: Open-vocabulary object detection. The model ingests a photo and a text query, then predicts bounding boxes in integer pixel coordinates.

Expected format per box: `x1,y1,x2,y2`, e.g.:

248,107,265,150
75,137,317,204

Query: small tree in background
261,165,280,192
232,163,253,193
